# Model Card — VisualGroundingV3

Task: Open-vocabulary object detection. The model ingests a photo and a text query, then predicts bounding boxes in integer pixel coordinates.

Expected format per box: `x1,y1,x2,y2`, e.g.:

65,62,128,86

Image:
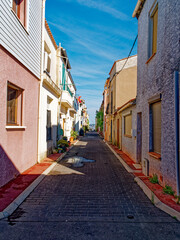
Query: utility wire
116,34,138,75
109,34,138,83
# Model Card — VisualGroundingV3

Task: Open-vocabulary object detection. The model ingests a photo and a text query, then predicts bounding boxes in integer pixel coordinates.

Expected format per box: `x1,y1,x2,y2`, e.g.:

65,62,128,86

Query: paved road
0,133,180,239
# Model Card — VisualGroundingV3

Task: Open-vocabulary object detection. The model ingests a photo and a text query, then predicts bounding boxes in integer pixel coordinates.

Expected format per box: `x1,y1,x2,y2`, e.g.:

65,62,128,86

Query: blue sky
45,0,138,124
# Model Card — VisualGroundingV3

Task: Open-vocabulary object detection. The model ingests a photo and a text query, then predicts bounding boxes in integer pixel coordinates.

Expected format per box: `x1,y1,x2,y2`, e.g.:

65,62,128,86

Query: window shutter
124,114,132,136
152,6,158,54
152,101,161,154
47,56,51,73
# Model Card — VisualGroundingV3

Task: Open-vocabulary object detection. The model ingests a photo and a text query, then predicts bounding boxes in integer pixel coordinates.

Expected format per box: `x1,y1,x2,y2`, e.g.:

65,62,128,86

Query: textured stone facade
136,0,180,190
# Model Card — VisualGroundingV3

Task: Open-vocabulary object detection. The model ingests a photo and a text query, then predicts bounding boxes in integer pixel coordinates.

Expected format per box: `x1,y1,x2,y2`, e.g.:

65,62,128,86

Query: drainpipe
175,71,180,196
37,0,46,163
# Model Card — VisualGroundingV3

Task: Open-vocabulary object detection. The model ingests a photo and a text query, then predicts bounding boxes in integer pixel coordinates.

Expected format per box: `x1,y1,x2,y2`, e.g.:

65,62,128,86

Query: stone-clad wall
136,0,180,189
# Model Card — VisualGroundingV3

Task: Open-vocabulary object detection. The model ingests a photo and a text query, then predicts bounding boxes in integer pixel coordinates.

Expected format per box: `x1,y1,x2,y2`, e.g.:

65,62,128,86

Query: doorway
117,118,119,147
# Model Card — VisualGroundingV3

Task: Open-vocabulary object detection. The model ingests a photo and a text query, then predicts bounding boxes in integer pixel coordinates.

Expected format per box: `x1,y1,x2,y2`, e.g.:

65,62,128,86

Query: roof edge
132,0,146,18
109,55,137,75
45,19,58,50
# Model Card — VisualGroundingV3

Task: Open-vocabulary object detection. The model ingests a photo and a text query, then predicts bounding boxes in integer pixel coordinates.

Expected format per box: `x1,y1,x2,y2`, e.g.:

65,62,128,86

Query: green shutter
62,63,66,90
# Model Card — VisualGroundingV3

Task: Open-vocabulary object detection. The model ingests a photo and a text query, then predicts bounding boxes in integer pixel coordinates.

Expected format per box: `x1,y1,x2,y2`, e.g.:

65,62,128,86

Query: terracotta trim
113,98,136,115
146,53,156,64
45,19,58,50
149,152,161,160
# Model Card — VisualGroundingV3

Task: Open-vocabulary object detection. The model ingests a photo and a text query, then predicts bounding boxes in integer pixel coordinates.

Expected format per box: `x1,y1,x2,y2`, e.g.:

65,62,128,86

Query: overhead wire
109,34,138,84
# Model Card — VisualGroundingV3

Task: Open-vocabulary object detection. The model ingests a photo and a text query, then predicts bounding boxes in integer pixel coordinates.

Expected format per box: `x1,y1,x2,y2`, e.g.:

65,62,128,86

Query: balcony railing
60,84,73,97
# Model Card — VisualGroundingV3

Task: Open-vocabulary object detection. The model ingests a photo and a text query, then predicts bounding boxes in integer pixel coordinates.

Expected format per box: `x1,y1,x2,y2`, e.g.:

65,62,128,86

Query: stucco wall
115,66,137,109
38,82,59,161
44,27,57,84
0,46,39,187
121,105,137,162
136,0,180,189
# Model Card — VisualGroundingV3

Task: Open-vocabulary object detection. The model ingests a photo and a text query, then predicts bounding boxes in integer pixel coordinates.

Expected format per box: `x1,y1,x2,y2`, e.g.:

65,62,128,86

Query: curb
135,177,180,221
0,140,79,220
104,140,135,173
103,140,180,221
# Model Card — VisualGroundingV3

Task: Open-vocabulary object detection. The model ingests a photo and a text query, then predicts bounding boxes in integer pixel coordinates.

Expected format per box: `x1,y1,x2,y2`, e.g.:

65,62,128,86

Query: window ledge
124,134,132,138
148,152,161,160
11,9,29,35
6,126,26,130
146,53,156,64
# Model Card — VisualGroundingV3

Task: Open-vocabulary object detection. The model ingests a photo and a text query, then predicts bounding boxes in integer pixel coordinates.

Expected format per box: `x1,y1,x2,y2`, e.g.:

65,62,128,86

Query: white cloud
65,0,130,21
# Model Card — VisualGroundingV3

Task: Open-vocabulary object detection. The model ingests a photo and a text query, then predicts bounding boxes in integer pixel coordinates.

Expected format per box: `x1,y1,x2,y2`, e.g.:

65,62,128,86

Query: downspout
57,43,63,141
175,71,180,196
37,0,46,163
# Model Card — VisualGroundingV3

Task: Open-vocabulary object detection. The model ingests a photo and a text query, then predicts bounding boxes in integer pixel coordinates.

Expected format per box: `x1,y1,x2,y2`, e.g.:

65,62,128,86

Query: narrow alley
0,132,179,240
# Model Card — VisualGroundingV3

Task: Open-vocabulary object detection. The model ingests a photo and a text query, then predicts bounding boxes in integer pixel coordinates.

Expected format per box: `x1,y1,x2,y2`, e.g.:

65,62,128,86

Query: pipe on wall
175,71,180,196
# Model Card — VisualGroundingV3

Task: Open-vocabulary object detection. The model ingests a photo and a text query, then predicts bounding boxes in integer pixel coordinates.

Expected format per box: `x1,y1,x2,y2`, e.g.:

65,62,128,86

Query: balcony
61,91,73,108
43,72,61,97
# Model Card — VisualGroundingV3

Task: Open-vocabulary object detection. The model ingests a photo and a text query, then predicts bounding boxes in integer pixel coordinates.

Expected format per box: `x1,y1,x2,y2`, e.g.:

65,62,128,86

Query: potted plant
57,139,69,152
70,130,78,142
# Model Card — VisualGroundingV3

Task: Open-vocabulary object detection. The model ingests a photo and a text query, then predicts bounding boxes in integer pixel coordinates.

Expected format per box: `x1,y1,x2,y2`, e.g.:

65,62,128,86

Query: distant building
59,48,77,140
106,55,137,152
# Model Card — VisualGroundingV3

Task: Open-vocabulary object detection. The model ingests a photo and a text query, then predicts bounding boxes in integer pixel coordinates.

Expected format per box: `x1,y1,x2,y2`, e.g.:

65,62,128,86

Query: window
124,114,132,137
47,110,52,141
7,82,23,126
149,101,161,155
148,3,158,58
111,91,113,114
12,0,27,27
44,51,51,74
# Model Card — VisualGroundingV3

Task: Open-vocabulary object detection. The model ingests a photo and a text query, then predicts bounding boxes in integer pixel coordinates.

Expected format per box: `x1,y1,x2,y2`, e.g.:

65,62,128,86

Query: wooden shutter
47,56,51,73
124,114,132,136
152,101,161,154
152,6,158,54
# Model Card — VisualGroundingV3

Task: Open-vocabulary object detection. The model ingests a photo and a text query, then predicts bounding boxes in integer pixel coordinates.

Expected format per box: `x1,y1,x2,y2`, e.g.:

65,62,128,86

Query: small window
7,82,23,126
149,101,161,154
12,0,27,27
148,4,158,58
124,114,132,137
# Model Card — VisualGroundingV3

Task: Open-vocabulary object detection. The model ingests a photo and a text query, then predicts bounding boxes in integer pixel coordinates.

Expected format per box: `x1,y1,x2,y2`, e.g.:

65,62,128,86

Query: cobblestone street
0,133,180,239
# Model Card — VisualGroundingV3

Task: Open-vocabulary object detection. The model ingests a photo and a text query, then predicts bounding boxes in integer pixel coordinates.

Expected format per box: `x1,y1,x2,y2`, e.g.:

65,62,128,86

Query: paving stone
0,132,179,239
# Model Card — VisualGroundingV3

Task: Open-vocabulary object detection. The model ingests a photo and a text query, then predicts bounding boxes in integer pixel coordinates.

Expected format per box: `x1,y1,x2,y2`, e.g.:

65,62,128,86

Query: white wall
38,22,60,161
44,27,57,83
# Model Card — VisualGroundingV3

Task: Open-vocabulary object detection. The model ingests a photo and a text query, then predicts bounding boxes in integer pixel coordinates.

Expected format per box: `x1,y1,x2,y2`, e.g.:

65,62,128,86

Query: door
117,118,119,147
63,119,65,135
111,120,112,142
137,112,142,163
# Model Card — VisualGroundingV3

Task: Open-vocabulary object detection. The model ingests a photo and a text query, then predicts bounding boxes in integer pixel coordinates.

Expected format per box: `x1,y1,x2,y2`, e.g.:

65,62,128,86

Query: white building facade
38,19,61,161
59,48,77,140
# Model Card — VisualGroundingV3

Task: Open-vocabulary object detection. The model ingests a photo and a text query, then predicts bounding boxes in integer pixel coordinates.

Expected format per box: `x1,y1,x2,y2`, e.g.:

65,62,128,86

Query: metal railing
60,84,73,97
